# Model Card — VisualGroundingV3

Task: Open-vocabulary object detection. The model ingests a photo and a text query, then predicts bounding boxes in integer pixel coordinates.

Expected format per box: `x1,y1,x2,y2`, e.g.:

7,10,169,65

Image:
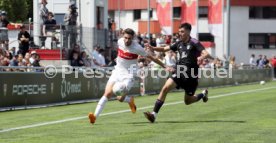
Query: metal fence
31,23,110,50
0,23,114,61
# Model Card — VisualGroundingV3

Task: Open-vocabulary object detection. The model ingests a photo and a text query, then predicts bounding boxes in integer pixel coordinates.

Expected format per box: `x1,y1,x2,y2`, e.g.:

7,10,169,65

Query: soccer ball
260,81,266,85
112,82,127,96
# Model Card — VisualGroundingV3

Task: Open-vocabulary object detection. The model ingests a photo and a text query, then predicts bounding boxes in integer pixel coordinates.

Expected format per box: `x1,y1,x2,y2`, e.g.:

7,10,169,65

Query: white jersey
114,38,148,74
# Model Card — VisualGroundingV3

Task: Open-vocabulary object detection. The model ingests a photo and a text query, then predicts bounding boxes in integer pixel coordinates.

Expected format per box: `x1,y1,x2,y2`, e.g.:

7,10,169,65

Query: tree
0,0,28,22
10,0,28,22
0,0,13,18
26,0,33,21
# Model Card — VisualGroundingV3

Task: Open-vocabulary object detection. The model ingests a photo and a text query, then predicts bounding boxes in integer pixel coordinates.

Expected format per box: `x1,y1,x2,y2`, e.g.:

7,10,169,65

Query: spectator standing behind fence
18,25,30,57
249,54,256,67
97,48,106,67
70,52,81,67
63,2,78,49
257,55,266,69
9,47,16,57
39,0,49,23
23,53,31,67
229,56,237,69
9,54,18,67
29,51,37,64
91,46,102,67
150,35,157,47
32,54,41,67
32,54,43,72
80,51,91,67
39,0,48,48
0,52,9,67
262,55,270,68
135,32,142,46
0,11,10,50
17,54,25,67
42,12,56,49
256,54,262,67
156,34,165,47
0,11,9,27
43,12,56,37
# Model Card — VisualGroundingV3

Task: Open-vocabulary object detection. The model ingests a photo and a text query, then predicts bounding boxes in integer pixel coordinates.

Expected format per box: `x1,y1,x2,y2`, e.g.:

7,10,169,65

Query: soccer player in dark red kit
144,23,214,123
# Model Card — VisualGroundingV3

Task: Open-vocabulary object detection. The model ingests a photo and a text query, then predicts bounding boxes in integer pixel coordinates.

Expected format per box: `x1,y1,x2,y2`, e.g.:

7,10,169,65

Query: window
199,33,214,42
54,14,65,24
269,34,276,49
199,7,208,18
97,7,104,29
249,7,276,19
173,7,181,18
149,9,153,18
133,10,141,21
249,33,276,49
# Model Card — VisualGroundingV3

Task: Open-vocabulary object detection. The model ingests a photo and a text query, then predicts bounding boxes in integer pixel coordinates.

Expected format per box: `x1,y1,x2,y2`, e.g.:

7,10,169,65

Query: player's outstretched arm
146,44,171,52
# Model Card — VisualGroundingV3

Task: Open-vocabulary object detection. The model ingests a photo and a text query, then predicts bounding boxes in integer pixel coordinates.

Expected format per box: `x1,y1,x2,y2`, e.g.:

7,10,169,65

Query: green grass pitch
0,81,276,143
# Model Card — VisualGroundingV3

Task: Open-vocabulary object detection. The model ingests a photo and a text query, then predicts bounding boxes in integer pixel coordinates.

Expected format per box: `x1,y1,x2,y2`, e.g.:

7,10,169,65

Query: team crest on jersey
187,45,191,50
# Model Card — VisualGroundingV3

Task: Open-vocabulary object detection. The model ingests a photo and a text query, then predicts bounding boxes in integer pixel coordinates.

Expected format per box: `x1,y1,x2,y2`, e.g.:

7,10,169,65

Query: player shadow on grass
126,120,246,125
156,120,246,124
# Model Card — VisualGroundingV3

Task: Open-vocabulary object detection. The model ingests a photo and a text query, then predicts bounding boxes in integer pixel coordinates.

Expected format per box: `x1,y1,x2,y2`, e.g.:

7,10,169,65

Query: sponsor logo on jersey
118,48,138,60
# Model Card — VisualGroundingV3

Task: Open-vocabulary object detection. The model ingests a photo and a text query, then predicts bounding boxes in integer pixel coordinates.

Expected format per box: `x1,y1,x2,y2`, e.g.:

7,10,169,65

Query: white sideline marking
0,86,275,133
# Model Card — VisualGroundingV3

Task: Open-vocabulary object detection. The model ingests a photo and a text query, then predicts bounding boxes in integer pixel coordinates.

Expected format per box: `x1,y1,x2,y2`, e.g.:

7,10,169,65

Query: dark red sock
153,99,164,113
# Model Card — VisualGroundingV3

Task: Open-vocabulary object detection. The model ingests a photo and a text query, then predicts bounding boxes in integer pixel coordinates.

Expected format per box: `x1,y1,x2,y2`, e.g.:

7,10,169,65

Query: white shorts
107,71,135,92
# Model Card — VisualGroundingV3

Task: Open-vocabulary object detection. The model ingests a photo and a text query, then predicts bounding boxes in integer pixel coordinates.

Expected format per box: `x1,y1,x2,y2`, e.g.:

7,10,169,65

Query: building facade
33,0,109,51
108,0,276,64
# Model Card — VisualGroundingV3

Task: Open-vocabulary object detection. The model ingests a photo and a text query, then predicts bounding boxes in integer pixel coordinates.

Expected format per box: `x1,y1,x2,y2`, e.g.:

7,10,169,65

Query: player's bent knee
117,96,125,102
103,92,113,99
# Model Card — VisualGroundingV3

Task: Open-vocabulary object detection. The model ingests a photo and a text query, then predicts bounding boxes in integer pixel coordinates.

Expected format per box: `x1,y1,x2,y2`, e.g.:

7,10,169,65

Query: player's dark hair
179,23,192,31
124,28,135,36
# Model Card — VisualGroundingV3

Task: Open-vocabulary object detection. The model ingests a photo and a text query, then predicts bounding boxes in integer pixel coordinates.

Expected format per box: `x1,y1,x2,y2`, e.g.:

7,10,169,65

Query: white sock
94,96,108,118
152,112,157,118
123,96,131,103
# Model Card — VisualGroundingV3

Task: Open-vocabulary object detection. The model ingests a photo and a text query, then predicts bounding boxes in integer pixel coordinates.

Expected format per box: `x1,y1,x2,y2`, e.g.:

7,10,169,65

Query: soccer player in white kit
88,28,170,124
